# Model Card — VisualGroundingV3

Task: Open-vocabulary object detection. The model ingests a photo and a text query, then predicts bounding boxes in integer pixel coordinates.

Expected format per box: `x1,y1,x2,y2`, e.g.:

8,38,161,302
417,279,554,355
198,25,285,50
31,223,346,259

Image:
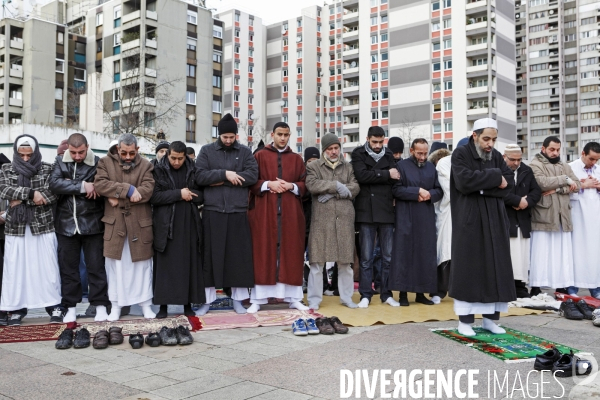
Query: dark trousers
79,249,88,297
372,238,382,289
430,260,451,298
358,223,393,302
57,233,110,308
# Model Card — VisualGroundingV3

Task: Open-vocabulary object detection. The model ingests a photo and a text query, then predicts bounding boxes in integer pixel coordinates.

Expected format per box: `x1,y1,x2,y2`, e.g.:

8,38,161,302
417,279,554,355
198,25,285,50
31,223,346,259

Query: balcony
344,66,359,74
145,97,156,106
466,64,488,73
146,10,157,20
145,68,157,77
0,97,3,106
343,48,359,57
343,84,359,93
466,0,489,9
9,66,23,78
0,37,4,49
343,104,359,112
343,30,358,39
343,11,359,20
467,85,488,94
466,43,488,52
10,38,23,50
123,68,139,79
9,98,22,107
466,20,494,31
146,39,157,49
122,38,140,52
0,68,3,77
344,123,359,130
123,10,141,24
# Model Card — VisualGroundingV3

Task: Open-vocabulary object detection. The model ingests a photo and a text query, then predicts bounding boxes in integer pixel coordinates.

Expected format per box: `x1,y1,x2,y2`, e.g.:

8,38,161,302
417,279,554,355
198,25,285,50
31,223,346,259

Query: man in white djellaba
568,141,600,299
0,135,63,326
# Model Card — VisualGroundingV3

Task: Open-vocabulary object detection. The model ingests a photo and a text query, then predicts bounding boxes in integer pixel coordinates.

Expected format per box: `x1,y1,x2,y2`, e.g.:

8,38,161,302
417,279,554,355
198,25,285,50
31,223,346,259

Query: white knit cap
16,135,36,151
504,144,522,154
473,118,498,131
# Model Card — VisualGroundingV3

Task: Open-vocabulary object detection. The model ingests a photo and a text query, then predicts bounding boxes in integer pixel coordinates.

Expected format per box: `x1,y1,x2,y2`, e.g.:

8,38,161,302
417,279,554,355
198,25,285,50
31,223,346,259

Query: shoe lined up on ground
93,330,109,349
310,317,349,335
559,299,584,320
575,300,594,320
129,333,144,349
49,307,64,324
175,325,194,345
73,328,91,348
159,326,178,346
593,309,600,327
8,314,24,326
0,311,8,326
55,329,74,350
108,326,124,345
145,332,161,347
292,318,308,336
533,347,592,377
305,318,319,335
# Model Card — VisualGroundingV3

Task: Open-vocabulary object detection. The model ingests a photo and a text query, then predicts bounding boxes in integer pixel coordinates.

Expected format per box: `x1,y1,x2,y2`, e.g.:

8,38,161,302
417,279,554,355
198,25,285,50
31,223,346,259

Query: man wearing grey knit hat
305,133,360,310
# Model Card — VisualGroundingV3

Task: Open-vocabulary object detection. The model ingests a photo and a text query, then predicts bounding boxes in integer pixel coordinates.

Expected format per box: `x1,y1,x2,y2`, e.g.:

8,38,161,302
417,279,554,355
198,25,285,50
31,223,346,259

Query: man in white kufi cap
502,144,541,298
448,118,516,336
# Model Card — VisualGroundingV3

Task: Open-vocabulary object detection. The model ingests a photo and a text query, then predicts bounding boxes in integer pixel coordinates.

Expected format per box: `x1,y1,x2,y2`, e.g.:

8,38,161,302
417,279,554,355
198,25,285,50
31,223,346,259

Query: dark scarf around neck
541,151,560,165
11,135,43,225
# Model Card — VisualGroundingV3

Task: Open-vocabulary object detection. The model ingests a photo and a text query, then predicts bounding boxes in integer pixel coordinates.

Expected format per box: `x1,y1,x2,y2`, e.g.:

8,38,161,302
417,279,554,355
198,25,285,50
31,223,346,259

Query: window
371,35,378,44
297,82,302,90
433,83,441,92
57,31,64,45
432,22,440,31
443,19,451,28
213,26,223,38
371,16,378,25
371,73,378,82
114,5,121,20
444,81,452,90
186,91,196,105
581,30,598,39
433,42,441,51
444,60,452,69
529,37,548,45
283,85,288,92
296,35,302,43
235,45,240,54
381,52,388,61
564,21,576,28
371,92,379,100
56,59,65,73
371,111,379,120
582,112,600,120
582,126,600,133
581,71,599,79
74,68,86,81
443,39,452,49
529,24,548,33
381,71,388,80
186,64,196,78
213,52,222,63
444,101,452,111
187,120,196,142
187,10,197,24
564,33,576,42
235,30,240,38
581,17,595,25
212,101,222,113
445,123,453,131
114,32,121,46
248,65,254,73
55,88,63,100
297,50,303,58
144,112,155,128
432,2,440,10
565,60,577,68
382,111,389,119
112,89,120,102
371,54,378,63
380,33,388,42
581,44,597,53
443,0,451,7
283,69,289,77
55,116,63,124
530,76,548,84
234,61,240,69
529,11,545,19
96,12,103,26
297,66,302,74
529,0,547,6
581,57,599,66
381,15,388,23
283,53,288,62
235,13,240,22
433,124,442,133
433,62,441,71
381,91,388,99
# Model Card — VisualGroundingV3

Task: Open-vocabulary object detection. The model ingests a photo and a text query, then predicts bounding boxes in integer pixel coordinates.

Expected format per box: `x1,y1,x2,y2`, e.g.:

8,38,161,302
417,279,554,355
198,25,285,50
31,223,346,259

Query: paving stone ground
2,309,600,399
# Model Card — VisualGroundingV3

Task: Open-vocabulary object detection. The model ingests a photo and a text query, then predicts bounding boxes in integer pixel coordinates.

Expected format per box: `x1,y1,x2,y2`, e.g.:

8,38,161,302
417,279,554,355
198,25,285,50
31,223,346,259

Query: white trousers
250,283,304,304
307,263,354,307
204,287,249,304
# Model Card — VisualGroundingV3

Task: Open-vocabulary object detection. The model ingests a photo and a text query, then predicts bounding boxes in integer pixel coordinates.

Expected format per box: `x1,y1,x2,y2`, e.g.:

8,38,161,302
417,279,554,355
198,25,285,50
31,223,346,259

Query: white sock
233,300,247,314
94,306,109,322
385,298,400,307
482,318,505,334
289,301,309,311
107,304,121,322
342,301,358,309
431,296,441,305
308,304,319,311
196,303,210,316
457,322,476,336
140,304,156,319
324,290,335,296
358,298,369,308
246,304,260,314
63,307,77,323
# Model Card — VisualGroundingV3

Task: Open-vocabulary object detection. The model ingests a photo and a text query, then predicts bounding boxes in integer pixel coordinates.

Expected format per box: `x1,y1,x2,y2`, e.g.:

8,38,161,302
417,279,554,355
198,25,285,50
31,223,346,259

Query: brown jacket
530,152,581,232
306,158,360,264
94,149,155,262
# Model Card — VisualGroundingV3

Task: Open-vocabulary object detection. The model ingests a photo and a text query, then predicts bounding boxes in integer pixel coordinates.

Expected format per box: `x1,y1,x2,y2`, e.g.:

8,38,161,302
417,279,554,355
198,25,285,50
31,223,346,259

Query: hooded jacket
48,149,105,236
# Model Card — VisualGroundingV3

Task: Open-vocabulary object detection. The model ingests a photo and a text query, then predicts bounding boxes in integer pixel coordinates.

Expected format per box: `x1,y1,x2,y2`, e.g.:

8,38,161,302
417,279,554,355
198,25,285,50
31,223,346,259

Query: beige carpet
306,292,549,327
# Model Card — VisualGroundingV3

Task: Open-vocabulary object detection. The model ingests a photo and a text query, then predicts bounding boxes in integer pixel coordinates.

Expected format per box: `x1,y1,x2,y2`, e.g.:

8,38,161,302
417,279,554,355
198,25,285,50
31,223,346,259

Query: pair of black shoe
559,299,595,320
55,328,91,349
399,292,434,306
534,347,592,377
129,326,193,349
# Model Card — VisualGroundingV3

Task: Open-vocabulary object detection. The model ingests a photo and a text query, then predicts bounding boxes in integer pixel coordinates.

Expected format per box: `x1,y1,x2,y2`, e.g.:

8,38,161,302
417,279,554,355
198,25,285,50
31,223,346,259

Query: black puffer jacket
48,150,104,236
150,156,203,252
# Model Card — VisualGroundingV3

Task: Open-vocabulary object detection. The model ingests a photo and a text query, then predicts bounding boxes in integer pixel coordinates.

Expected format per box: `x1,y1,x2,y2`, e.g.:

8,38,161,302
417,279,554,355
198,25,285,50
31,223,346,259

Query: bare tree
66,86,87,128
100,46,184,147
238,117,268,151
396,115,420,150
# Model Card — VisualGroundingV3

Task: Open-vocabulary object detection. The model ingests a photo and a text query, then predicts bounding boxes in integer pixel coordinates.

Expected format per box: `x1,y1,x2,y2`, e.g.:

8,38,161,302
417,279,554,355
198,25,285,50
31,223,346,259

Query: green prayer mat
431,327,580,363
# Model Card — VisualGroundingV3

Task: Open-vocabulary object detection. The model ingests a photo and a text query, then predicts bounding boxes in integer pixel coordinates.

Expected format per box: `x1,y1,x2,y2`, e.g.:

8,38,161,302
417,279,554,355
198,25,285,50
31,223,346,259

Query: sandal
93,330,109,349
145,332,161,347
108,326,124,345
129,332,144,349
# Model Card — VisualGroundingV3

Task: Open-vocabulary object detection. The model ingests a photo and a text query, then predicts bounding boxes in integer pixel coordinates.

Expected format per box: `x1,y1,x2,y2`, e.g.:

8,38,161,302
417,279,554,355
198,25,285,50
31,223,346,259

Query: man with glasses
502,144,541,298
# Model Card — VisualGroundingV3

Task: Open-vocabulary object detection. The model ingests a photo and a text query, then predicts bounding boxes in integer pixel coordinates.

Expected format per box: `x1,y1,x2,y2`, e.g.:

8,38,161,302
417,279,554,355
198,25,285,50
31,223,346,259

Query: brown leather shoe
109,326,124,345
315,317,335,335
93,330,109,349
329,316,349,334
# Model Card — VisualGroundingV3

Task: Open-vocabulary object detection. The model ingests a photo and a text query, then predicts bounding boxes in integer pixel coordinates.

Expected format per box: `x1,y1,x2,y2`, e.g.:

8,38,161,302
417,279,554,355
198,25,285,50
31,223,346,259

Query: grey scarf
365,142,385,163
11,135,43,224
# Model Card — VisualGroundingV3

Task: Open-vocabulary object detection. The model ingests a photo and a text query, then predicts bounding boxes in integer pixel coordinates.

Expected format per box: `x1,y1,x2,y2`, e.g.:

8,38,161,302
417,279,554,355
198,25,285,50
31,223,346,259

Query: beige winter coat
94,148,155,262
306,158,360,264
530,152,581,232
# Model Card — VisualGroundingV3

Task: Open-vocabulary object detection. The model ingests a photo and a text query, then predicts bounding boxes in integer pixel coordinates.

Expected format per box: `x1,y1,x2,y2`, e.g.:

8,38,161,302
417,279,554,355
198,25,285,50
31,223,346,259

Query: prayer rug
198,309,322,330
78,315,199,337
313,292,549,327
431,326,580,363
0,322,77,344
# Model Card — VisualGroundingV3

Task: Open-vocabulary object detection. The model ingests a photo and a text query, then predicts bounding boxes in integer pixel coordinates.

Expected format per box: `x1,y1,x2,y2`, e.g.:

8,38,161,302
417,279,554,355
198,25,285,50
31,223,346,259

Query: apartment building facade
215,9,267,148
516,0,600,161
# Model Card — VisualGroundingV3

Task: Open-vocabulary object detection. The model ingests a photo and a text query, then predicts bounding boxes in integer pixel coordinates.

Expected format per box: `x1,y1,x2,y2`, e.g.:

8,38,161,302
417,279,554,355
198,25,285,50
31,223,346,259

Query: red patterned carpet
198,309,322,330
0,322,76,343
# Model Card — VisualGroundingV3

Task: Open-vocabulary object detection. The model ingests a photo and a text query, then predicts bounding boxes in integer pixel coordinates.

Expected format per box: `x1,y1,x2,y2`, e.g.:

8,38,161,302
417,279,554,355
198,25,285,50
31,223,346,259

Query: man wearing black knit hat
387,137,404,161
152,141,170,166
195,113,258,315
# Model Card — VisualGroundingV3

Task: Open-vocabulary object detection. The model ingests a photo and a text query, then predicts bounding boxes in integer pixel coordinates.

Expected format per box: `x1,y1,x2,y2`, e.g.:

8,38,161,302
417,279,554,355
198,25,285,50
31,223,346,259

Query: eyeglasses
506,156,522,162
119,151,137,157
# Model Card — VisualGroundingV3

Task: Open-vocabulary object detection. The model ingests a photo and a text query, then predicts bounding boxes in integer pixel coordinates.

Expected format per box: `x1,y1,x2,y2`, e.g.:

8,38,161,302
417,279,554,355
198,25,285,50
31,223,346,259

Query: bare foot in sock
107,307,121,322
233,300,247,314
196,304,210,316
458,322,476,336
289,301,309,311
385,298,400,307
342,301,359,309
246,304,260,314
141,305,156,319
482,318,505,334
431,296,441,305
358,298,369,308
94,306,109,322
63,307,76,323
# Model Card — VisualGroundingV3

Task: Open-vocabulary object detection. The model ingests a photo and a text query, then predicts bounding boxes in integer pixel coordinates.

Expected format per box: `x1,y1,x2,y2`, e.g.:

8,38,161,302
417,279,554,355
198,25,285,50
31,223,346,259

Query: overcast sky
206,0,325,25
